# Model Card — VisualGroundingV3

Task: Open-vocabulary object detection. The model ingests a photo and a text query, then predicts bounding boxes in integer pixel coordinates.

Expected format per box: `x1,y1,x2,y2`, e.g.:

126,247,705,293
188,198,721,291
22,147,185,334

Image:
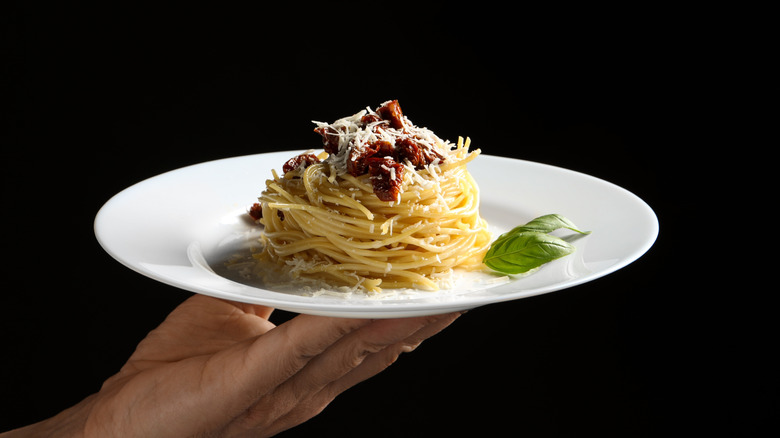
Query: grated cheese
313,102,452,182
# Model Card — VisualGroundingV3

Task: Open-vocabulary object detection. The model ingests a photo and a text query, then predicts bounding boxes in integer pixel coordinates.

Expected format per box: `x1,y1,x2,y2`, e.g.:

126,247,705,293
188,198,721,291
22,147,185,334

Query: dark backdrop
3,3,774,437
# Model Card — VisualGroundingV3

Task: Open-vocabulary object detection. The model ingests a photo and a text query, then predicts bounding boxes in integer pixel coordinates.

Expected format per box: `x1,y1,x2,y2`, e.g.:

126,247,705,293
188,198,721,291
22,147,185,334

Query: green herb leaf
483,214,590,275
496,213,590,242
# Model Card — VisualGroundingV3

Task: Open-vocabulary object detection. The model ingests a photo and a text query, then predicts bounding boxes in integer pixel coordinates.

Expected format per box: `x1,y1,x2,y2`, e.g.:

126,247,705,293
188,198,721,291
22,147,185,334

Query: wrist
1,394,97,438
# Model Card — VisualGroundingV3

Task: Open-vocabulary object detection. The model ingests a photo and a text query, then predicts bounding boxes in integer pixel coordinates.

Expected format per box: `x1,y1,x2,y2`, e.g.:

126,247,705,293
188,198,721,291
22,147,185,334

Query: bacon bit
282,153,320,174
374,139,395,157
347,143,377,176
376,99,405,130
347,140,393,176
416,137,446,167
367,156,404,202
394,137,425,168
311,100,446,200
360,113,383,126
248,202,263,220
313,126,341,154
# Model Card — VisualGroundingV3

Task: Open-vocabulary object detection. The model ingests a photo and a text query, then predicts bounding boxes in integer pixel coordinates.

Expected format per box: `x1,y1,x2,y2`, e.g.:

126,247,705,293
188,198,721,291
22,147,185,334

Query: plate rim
94,151,659,317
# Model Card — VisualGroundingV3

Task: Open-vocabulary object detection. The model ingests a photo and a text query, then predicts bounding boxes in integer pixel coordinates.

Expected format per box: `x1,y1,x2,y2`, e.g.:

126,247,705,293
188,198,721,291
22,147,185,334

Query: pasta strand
252,137,491,293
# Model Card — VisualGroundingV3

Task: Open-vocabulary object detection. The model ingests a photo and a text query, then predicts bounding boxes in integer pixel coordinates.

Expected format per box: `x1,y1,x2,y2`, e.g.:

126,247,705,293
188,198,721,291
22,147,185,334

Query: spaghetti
248,100,492,293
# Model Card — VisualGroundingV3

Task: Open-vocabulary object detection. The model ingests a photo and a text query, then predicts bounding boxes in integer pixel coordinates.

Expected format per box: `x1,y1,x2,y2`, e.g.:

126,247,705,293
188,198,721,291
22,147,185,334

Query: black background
3,2,775,437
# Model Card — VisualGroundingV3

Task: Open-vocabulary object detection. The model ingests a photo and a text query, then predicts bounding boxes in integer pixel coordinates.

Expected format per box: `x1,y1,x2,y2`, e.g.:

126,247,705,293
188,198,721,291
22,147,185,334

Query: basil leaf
483,231,576,274
483,214,590,275
496,213,590,242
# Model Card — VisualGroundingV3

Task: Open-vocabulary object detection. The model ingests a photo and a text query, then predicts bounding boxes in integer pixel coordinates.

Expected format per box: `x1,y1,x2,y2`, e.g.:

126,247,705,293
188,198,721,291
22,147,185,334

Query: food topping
367,156,405,202
282,153,320,174
248,202,263,220
309,100,448,201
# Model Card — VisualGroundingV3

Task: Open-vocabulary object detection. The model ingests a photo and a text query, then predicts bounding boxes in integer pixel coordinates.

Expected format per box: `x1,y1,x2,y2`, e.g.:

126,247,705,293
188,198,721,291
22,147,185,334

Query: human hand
5,295,462,437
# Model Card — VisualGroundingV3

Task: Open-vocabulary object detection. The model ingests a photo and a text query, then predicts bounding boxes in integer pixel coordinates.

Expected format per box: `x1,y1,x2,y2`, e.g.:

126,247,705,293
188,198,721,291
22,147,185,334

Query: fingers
250,315,374,381
229,299,275,321
224,314,375,397
228,311,462,436
327,311,462,395
292,312,460,395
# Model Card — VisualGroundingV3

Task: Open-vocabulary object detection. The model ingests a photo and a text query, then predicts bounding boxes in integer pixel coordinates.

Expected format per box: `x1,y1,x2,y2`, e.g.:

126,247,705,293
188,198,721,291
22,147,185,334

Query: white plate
94,151,658,318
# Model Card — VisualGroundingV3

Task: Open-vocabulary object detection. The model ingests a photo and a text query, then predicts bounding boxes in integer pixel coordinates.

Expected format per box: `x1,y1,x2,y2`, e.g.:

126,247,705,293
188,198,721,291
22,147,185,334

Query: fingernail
401,341,422,353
